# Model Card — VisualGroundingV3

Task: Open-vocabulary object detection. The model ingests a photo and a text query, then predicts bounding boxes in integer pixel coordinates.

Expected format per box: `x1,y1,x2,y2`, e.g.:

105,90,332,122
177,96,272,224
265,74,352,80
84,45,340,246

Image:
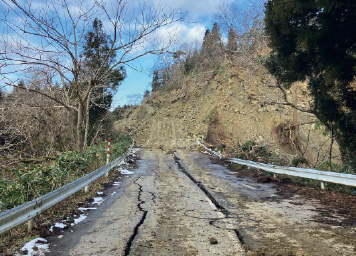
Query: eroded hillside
115,64,340,166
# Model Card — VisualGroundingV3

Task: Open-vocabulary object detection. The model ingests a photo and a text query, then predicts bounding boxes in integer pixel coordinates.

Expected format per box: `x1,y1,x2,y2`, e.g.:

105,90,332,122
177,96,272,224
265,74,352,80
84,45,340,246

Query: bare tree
0,0,187,151
0,75,72,169
215,0,265,36
127,94,144,106
215,0,267,62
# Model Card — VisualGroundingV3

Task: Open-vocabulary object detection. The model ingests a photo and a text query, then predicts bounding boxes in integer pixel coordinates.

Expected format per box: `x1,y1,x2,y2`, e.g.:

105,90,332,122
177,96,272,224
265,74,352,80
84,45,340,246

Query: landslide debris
115,64,340,166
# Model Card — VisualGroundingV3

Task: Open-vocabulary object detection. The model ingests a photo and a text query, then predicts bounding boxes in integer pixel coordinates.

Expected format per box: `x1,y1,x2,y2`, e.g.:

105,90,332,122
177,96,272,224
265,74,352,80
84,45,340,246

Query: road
48,150,356,256
48,150,245,256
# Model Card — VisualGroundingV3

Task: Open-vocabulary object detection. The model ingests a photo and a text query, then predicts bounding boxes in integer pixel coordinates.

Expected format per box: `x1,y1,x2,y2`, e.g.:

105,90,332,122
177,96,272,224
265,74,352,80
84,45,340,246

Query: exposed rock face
115,65,340,166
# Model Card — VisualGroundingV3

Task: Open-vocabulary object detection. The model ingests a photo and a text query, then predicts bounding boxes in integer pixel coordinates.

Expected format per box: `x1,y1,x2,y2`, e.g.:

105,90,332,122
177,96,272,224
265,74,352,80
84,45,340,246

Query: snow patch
92,197,104,205
119,160,128,166
20,238,49,256
131,148,140,154
72,214,87,225
96,191,104,195
120,169,134,175
78,207,97,211
49,222,67,232
113,181,121,186
111,192,117,196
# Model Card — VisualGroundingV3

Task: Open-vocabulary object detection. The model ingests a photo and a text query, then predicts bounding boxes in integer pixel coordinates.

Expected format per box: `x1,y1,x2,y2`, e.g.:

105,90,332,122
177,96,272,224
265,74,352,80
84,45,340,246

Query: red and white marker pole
105,138,111,177
107,138,111,164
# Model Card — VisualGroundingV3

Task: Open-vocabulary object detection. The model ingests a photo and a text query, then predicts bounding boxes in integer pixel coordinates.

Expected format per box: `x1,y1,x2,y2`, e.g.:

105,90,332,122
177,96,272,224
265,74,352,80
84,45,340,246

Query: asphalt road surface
48,150,356,256
48,150,245,256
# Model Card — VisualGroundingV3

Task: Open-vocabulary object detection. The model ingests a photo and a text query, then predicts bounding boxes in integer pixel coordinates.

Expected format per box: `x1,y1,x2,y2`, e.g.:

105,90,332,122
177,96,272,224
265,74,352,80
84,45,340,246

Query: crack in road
124,178,148,256
149,192,156,204
173,153,246,245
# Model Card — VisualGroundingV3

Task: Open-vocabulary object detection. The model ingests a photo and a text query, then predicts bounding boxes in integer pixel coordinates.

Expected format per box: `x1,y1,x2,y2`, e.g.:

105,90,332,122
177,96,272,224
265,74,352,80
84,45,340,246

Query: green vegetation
265,0,356,167
0,134,131,212
291,157,308,167
203,108,217,125
213,65,225,76
239,140,256,152
236,140,277,164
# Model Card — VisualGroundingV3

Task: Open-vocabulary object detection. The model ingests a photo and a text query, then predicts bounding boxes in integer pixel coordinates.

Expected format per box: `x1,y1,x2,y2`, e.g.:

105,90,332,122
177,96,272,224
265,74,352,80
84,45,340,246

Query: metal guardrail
196,140,356,188
0,140,134,235
196,140,222,159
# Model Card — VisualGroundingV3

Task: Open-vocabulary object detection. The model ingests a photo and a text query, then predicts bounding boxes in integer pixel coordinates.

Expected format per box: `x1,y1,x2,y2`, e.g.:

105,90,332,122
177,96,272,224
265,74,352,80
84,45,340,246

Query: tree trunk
67,108,75,148
314,109,356,167
76,102,83,152
83,88,93,150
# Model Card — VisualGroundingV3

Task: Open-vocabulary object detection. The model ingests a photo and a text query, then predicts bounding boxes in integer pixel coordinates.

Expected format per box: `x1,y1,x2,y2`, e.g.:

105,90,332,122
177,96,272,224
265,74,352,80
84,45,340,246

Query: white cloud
148,23,206,48
179,24,206,44
149,0,233,20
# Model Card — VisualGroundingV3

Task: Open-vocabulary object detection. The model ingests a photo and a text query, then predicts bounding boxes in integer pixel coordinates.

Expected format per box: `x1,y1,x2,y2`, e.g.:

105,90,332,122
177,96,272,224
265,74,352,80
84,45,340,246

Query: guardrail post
105,138,110,178
27,219,34,232
320,181,325,190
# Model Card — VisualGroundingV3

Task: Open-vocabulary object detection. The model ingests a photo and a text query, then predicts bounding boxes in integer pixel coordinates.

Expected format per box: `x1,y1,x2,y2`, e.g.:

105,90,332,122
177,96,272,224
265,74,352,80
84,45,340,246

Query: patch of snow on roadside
78,207,97,211
111,192,117,196
131,148,140,154
119,160,127,166
55,222,66,228
113,181,121,186
96,191,104,195
20,238,49,255
92,197,104,205
72,214,87,225
120,169,134,175
49,222,67,232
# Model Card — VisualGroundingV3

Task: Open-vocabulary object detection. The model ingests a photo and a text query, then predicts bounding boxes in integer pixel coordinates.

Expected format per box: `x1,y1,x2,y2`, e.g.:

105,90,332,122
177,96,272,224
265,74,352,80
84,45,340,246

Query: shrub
239,140,256,152
291,157,308,167
0,134,131,212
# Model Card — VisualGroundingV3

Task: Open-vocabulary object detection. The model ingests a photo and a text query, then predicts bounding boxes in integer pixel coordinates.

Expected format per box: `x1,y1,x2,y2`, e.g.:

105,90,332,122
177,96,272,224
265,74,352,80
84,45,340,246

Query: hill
115,63,340,167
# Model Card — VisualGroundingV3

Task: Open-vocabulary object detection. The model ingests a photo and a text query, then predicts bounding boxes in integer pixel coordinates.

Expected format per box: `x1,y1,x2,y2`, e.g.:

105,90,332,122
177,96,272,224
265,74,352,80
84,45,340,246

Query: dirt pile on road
115,64,340,166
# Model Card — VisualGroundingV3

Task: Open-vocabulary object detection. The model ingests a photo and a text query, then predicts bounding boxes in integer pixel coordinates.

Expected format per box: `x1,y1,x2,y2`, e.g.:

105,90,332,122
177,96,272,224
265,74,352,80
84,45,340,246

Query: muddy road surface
48,150,356,256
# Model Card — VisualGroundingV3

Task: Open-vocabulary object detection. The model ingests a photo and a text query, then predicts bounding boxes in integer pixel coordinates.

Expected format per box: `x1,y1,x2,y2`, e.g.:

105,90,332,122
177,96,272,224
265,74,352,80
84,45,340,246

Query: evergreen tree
82,18,125,88
226,27,238,56
151,70,161,91
265,0,356,165
202,24,224,58
210,23,224,54
201,29,211,57
201,23,224,67
143,90,150,99
81,18,126,145
13,80,25,94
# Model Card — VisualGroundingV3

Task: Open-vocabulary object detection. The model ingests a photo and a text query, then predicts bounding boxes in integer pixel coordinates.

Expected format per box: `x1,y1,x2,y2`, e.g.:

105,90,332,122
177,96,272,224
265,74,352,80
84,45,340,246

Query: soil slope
115,64,339,166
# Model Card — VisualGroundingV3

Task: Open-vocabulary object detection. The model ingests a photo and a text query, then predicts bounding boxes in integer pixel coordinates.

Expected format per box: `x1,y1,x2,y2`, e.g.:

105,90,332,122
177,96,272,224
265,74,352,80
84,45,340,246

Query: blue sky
112,0,240,108
0,0,252,108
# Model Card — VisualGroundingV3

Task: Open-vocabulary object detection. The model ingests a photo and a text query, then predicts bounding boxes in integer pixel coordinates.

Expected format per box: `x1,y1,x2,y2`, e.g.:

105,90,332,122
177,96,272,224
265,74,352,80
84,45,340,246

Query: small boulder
209,237,218,244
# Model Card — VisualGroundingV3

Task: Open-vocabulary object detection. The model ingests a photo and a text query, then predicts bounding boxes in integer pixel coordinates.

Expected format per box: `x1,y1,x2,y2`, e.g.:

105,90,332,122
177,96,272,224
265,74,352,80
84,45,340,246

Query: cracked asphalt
48,149,356,255
48,150,245,256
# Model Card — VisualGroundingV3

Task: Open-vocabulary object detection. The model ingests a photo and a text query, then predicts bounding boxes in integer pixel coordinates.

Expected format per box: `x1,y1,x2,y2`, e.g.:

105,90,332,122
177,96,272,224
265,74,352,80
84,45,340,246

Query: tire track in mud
173,153,246,245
